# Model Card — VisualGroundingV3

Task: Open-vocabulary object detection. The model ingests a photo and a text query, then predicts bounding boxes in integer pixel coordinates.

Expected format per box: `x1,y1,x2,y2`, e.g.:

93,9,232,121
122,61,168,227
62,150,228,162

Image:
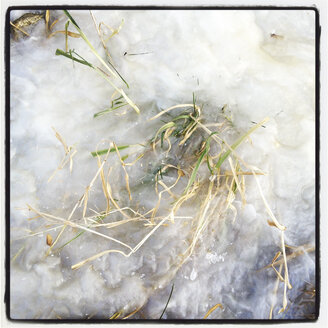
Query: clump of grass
55,10,140,114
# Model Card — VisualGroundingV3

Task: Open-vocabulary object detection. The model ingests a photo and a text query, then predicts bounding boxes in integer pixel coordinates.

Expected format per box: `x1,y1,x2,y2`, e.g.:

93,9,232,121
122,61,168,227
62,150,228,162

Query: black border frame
4,5,321,324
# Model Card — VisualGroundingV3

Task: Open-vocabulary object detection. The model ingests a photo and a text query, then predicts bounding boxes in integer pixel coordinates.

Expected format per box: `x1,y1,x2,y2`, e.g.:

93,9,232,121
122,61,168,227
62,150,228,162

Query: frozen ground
9,9,316,320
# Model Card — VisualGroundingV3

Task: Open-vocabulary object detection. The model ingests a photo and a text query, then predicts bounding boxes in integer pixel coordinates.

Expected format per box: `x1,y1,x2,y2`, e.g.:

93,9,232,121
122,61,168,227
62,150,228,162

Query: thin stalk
159,284,174,319
182,132,217,195
91,145,130,157
215,118,269,169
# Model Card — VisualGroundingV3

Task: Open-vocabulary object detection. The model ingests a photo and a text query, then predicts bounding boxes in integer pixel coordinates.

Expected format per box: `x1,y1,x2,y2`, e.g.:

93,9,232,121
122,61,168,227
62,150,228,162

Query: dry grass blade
183,180,216,259
11,245,26,263
281,231,292,286
252,170,286,231
106,179,132,220
49,18,59,31
113,142,132,200
52,126,68,153
100,20,124,42
228,157,245,204
149,103,197,121
72,249,130,270
28,205,133,251
151,171,182,222
45,10,50,34
260,244,314,271
204,303,223,319
269,264,283,319
222,170,264,176
124,153,144,166
48,127,77,182
109,311,122,319
10,21,30,37
97,155,110,212
90,11,113,63
48,30,81,38
122,307,142,319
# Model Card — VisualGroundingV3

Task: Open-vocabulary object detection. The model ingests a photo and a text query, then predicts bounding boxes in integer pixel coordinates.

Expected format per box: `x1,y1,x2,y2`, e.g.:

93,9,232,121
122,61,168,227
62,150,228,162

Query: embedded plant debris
14,9,315,320
204,303,223,319
159,284,174,319
10,12,44,40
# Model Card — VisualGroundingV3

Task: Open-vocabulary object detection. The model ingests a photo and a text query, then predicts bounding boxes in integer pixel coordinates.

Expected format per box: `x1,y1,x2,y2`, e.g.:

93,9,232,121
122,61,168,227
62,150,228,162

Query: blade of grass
204,303,223,319
159,284,174,319
56,216,105,251
94,67,140,114
10,21,30,37
182,132,217,195
45,10,50,34
65,21,69,51
56,49,93,67
91,145,130,157
215,118,269,169
93,103,127,118
109,311,122,320
153,122,176,144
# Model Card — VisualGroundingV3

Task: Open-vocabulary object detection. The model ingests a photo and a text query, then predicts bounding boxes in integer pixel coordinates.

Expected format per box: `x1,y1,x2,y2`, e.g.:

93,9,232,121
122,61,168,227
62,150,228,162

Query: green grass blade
215,118,268,169
153,121,176,143
94,67,140,114
63,9,80,28
93,103,127,118
57,216,104,251
55,49,93,67
65,21,69,52
182,144,209,195
57,230,84,251
107,60,130,89
171,114,190,122
183,132,217,195
206,155,213,175
91,145,130,157
160,131,165,148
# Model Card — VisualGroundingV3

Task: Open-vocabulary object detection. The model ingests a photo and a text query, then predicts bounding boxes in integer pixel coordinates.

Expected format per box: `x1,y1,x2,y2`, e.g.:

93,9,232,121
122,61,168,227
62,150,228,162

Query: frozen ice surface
9,9,315,319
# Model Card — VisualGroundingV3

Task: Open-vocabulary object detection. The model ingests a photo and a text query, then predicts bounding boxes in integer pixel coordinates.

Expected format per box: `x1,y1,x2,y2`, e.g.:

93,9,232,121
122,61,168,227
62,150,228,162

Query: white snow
9,9,315,319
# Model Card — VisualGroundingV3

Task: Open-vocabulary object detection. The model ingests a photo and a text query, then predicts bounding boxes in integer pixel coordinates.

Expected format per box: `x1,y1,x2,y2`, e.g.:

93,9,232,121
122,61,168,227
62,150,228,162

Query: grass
25,90,290,317
91,145,130,157
56,11,140,114
204,303,223,319
48,127,77,183
15,10,311,320
215,118,269,169
160,284,174,319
